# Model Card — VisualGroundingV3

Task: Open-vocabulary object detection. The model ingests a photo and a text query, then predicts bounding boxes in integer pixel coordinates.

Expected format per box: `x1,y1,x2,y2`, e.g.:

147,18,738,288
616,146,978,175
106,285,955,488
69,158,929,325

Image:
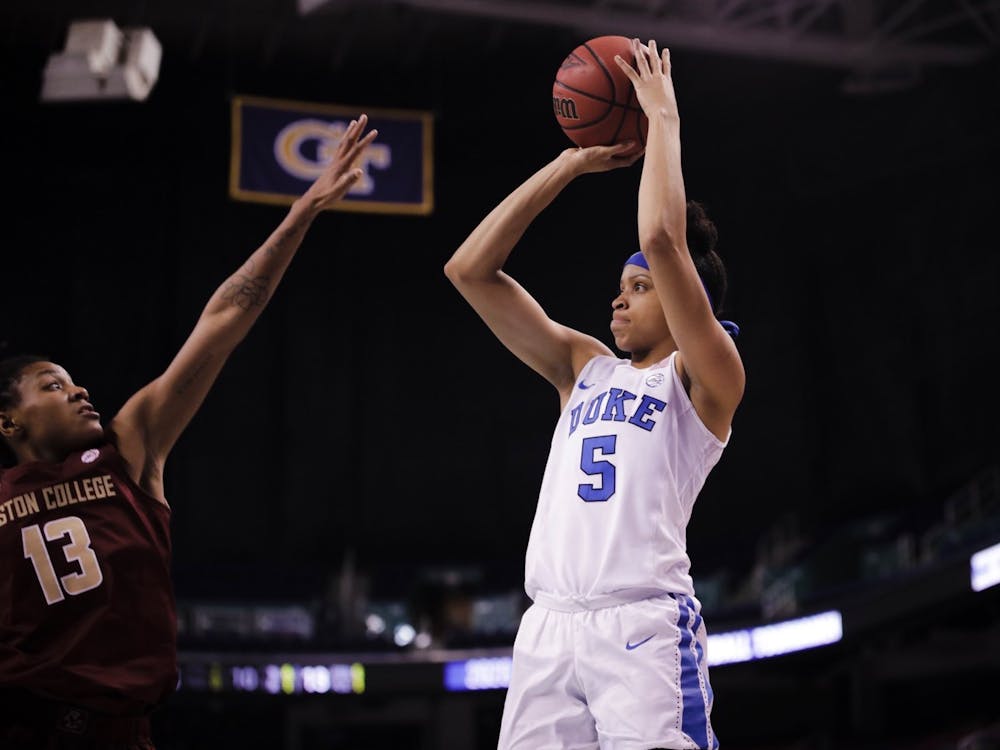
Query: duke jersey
0,442,177,715
524,352,729,610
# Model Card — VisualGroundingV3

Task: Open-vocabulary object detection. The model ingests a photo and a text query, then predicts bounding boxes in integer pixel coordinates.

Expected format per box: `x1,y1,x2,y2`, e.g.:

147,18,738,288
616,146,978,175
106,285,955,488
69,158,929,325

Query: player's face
610,265,670,353
3,362,104,454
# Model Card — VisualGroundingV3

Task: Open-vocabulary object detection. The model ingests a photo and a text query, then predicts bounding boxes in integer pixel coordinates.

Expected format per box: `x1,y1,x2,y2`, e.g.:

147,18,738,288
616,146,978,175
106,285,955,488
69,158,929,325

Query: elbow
639,205,686,259
444,251,490,288
637,227,680,259
443,256,464,287
637,228,663,256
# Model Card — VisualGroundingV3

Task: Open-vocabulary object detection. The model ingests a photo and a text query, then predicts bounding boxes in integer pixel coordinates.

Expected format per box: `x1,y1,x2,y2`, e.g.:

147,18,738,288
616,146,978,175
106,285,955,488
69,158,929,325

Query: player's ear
0,413,20,438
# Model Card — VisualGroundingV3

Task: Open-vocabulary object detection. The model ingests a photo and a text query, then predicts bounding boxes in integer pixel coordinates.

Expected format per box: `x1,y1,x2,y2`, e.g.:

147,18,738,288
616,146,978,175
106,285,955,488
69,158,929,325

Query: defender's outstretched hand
614,39,678,121
301,114,379,211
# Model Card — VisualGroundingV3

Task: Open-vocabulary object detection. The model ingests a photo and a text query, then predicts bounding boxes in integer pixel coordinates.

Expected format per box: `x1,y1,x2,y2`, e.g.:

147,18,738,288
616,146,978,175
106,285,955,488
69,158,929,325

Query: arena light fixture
41,19,162,102
707,610,844,666
971,541,1000,592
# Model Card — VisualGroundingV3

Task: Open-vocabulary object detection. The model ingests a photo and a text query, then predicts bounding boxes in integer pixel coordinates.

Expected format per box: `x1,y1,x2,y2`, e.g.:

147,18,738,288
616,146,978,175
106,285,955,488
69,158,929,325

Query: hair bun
686,200,718,258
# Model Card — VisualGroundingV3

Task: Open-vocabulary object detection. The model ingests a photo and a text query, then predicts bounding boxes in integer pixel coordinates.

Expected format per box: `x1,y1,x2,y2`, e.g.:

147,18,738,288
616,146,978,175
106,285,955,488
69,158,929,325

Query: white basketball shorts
497,593,718,750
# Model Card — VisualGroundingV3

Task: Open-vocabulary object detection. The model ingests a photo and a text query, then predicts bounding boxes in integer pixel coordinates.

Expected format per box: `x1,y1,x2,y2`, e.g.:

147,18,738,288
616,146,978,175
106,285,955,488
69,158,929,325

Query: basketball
552,35,649,150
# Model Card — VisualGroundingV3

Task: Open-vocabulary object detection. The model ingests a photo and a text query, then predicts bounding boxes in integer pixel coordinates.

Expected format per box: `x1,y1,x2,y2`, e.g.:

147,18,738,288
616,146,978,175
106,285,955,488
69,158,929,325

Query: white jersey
524,352,728,610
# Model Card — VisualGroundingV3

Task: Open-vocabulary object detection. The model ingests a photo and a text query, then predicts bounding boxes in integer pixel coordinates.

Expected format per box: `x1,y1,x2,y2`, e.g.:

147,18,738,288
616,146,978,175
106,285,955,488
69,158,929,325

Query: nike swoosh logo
577,381,594,389
625,634,655,650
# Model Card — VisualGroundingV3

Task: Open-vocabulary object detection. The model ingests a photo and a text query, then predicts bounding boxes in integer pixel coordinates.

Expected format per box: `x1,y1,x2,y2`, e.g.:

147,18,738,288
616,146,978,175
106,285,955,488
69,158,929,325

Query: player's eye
45,381,62,390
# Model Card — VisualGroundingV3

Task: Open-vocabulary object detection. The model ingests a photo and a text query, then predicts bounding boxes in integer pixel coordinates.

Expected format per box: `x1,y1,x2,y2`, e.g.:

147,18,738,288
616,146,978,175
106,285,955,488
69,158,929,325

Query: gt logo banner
230,95,434,215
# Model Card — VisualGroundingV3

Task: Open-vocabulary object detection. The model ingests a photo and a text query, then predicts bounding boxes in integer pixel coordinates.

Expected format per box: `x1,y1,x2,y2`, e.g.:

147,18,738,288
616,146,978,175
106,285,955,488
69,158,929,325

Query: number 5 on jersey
22,516,105,605
579,435,617,502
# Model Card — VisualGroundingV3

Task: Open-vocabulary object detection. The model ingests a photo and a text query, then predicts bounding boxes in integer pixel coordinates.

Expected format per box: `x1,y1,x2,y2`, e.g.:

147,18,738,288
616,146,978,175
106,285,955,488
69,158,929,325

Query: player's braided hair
0,354,48,467
686,200,728,315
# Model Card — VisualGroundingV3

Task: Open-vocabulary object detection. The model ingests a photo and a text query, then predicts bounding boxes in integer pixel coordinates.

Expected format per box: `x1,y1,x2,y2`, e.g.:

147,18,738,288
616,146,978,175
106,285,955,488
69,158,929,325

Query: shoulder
105,417,143,465
583,353,622,372
103,420,165,503
557,351,620,410
672,352,736,443
571,353,624,389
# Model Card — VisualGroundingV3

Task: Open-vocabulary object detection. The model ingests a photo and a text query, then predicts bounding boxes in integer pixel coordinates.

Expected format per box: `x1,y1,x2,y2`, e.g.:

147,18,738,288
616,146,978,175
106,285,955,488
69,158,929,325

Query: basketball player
0,115,378,749
444,40,744,749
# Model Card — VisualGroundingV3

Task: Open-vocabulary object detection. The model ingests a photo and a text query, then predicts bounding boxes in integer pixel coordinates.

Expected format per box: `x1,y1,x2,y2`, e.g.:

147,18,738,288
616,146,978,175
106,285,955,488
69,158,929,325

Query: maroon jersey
0,442,177,715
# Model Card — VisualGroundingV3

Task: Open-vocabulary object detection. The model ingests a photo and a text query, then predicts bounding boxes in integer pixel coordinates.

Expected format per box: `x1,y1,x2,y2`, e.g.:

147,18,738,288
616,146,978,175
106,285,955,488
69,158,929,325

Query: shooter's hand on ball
614,39,679,121
561,141,644,176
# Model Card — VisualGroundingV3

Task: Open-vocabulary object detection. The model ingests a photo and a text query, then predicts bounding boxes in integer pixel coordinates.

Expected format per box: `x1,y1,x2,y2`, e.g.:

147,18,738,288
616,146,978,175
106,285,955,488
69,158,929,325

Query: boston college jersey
0,442,176,715
524,353,728,610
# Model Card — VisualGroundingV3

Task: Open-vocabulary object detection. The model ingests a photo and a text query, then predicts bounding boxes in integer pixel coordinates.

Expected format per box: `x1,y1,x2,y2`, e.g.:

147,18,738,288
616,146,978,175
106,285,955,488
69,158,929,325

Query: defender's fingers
340,125,377,163
344,113,368,144
349,128,378,157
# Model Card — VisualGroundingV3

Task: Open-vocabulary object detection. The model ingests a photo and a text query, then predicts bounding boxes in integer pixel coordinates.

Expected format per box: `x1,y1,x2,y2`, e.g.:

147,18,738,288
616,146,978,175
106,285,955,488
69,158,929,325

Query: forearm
638,108,687,260
445,151,578,282
201,196,321,344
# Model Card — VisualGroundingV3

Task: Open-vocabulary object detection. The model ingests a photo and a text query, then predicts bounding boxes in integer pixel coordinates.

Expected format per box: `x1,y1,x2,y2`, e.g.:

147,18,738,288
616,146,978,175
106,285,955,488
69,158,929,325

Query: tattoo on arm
222,260,271,311
263,224,302,259
175,354,214,396
223,221,302,306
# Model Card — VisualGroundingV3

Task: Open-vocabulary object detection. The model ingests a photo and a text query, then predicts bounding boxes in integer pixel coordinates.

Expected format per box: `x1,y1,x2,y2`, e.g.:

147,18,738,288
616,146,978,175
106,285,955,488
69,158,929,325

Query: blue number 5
579,435,616,502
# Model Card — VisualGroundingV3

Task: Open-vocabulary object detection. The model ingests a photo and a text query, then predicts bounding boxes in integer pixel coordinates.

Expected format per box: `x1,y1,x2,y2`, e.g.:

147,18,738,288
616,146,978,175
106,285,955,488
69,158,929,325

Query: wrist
654,107,680,126
555,148,585,178
290,193,323,221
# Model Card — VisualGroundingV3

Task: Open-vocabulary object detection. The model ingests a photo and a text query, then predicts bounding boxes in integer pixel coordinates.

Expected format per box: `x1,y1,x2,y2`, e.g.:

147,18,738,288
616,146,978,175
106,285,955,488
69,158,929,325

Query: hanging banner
230,95,433,215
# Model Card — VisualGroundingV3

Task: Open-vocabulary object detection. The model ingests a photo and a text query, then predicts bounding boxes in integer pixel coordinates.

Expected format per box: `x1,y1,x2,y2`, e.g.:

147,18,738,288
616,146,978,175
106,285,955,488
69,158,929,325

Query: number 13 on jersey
22,516,105,605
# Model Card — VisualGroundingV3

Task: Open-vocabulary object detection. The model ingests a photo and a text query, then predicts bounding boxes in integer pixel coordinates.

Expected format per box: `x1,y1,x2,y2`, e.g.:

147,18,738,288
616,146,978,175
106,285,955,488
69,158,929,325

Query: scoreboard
177,648,515,696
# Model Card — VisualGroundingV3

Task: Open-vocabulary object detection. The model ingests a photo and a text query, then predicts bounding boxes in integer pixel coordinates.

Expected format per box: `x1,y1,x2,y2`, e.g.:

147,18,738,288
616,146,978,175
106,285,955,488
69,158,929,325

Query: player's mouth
78,404,100,420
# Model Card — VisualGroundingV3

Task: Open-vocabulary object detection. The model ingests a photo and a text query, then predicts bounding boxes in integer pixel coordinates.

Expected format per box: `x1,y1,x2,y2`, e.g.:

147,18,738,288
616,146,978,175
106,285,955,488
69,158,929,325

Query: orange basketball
552,35,649,149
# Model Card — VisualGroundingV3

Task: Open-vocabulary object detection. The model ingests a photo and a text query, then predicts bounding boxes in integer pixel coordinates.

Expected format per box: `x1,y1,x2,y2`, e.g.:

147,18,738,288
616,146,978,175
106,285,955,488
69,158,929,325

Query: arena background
2,2,999,748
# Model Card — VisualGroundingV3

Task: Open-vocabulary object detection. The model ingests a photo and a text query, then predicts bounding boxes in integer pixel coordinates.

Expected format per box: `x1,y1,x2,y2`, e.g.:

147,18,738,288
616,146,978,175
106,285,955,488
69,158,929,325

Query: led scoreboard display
177,648,518,696
179,658,366,696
